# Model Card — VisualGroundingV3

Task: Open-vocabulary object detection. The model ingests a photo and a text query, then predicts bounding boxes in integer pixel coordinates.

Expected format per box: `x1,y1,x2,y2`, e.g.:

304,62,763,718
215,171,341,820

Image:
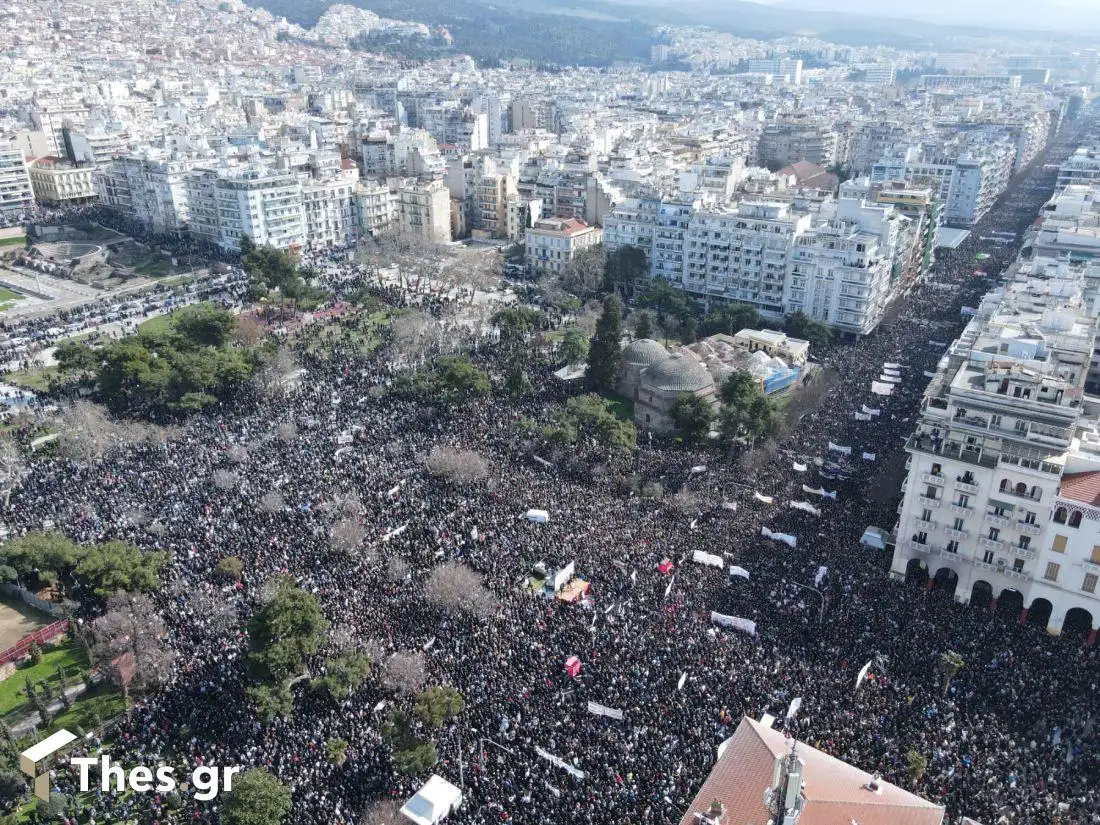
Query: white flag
855,659,873,691
786,697,802,720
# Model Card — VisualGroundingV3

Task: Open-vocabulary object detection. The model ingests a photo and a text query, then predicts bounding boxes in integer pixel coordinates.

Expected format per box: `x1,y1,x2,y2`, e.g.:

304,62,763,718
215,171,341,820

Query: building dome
640,353,715,393
622,338,669,368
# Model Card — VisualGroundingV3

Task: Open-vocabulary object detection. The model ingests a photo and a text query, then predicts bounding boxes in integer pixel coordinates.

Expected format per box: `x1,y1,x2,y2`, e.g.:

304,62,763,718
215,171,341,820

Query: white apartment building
358,179,398,238
95,155,194,236
302,168,359,251
1057,147,1100,192
891,271,1100,639
473,174,515,239
28,158,96,205
525,218,602,276
505,196,541,243
0,145,35,214
214,168,305,251
398,179,451,244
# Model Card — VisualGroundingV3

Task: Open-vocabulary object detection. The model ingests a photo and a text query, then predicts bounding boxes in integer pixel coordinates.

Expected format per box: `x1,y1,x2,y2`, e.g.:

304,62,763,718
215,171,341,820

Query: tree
700,302,760,338
392,742,438,777
54,340,99,374
555,394,636,451
259,491,286,514
585,294,623,391
639,278,692,325
330,517,365,556
425,562,497,620
604,245,648,298
423,446,488,485
718,372,779,442
0,531,78,585
680,316,698,344
504,356,532,396
248,576,330,683
0,770,25,807
311,652,371,700
490,307,546,347
380,652,427,696
633,312,653,341
671,394,714,442
171,303,236,348
360,800,403,825
559,329,589,366
0,438,23,510
326,738,350,766
785,311,832,352
906,749,928,782
413,686,464,729
74,541,165,596
938,650,965,695
433,356,490,403
560,244,607,299
216,557,245,581
221,769,293,825
247,682,295,722
92,592,176,695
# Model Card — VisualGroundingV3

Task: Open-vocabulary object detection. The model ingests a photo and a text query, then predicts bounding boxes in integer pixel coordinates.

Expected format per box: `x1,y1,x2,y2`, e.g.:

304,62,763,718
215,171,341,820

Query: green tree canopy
311,652,371,700
171,303,236,348
604,245,649,298
549,394,637,451
559,329,589,366
671,394,715,442
784,311,833,351
54,340,100,374
433,356,490,403
585,294,623,392
718,373,780,442
221,769,293,825
700,302,761,338
633,312,653,341
413,686,465,728
74,541,166,596
248,575,330,683
490,307,547,346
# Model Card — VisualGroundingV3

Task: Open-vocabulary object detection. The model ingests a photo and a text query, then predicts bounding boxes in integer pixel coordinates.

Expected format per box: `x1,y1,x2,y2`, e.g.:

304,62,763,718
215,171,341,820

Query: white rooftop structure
400,774,463,825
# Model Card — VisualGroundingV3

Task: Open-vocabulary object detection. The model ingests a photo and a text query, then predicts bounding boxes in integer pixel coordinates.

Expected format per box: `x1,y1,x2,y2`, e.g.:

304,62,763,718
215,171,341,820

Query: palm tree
938,650,965,695
906,749,928,782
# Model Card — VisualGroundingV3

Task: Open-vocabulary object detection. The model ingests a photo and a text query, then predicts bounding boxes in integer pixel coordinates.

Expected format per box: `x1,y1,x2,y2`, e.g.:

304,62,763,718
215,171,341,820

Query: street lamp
789,582,825,624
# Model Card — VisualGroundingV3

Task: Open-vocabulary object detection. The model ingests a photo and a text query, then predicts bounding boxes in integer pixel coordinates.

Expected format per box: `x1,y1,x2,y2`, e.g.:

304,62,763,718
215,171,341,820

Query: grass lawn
0,235,26,248
137,313,174,335
605,393,634,422
0,285,24,312
6,366,60,393
0,640,88,717
135,257,177,279
45,686,127,736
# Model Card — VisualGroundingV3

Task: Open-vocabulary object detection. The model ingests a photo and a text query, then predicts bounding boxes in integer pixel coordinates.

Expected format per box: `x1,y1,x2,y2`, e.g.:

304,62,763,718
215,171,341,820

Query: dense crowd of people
3,120,1098,825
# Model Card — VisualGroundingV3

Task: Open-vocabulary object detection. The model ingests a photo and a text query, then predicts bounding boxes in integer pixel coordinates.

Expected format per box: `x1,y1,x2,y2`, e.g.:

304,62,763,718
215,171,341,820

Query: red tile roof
679,718,945,825
1059,471,1100,506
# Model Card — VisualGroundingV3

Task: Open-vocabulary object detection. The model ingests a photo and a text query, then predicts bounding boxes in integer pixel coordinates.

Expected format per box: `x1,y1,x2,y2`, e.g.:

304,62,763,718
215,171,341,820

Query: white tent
400,775,463,825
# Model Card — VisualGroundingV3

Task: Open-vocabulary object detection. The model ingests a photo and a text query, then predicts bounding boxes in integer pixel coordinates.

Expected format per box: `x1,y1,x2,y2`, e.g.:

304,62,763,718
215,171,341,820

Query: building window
1084,574,1098,594
1069,511,1083,529
1090,546,1100,565
988,527,1000,541
946,540,959,553
1019,536,1030,550
982,550,994,565
1044,562,1061,582
921,508,933,522
924,485,938,499
1052,534,1068,554
953,517,965,531
1013,559,1025,573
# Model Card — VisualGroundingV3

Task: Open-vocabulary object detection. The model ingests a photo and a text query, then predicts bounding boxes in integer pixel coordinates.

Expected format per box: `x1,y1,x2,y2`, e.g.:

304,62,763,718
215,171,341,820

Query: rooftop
1059,471,1100,507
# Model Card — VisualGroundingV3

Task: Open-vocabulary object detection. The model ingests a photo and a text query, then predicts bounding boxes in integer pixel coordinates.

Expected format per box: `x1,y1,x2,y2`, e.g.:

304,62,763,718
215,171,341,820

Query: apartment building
473,173,515,239
890,271,1100,638
302,168,359,251
920,75,1023,92
524,217,602,276
505,196,542,243
358,179,398,238
758,118,838,169
1057,147,1100,191
398,179,451,244
28,158,96,205
95,155,194,236
214,168,306,251
0,144,35,214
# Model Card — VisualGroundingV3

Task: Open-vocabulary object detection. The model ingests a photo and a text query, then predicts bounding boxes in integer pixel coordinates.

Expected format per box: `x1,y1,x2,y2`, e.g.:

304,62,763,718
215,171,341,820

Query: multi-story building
398,179,451,244
27,158,97,205
890,270,1100,639
95,155,194,236
505,196,541,243
1057,146,1100,191
919,74,1023,91
524,217,602,276
0,144,35,214
758,117,838,169
302,167,359,251
62,127,129,166
213,168,305,251
358,179,398,238
473,174,515,239
747,57,803,84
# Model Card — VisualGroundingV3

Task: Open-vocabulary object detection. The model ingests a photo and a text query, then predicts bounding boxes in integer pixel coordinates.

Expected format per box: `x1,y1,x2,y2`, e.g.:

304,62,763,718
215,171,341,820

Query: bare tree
187,585,238,638
331,517,365,555
668,491,699,516
446,248,497,304
560,244,607,300
389,311,440,364
380,651,427,695
360,799,403,825
212,469,239,491
256,347,301,395
234,313,267,348
259,491,286,514
423,446,489,486
385,557,410,583
226,445,250,465
0,437,25,509
425,562,497,620
56,402,128,462
92,592,176,695
329,625,357,652
276,420,298,442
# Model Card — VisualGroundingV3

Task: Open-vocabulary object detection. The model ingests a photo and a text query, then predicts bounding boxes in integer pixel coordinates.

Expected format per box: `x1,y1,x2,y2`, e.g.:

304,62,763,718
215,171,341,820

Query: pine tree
586,294,623,392
634,312,653,340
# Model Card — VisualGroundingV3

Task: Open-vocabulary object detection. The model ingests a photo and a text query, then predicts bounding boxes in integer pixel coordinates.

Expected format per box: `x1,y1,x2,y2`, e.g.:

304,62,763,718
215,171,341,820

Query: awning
987,499,1016,511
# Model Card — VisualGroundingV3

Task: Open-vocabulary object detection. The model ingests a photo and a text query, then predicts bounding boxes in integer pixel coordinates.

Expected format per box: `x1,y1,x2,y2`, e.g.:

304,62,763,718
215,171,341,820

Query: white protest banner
786,697,802,720
789,501,821,516
382,523,408,542
753,492,775,505
871,382,894,396
861,405,881,416
923,370,938,378
729,566,751,580
721,501,738,512
761,527,797,548
929,340,947,348
730,616,756,635
883,362,905,370
711,611,735,628
664,575,676,600
535,747,586,780
878,374,902,384
854,412,872,421
828,442,852,455
760,713,776,728
855,660,873,691
862,452,876,461
815,565,828,587
587,701,625,721
677,672,688,690
792,462,808,472
692,550,725,569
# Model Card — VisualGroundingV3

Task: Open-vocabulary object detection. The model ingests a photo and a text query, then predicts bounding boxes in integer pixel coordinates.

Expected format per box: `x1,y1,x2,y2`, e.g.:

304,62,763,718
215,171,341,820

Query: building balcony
1016,520,1041,537
1002,568,1030,581
919,496,941,509
906,436,999,469
954,479,980,495
951,504,974,518
1009,545,1035,560
922,472,945,486
1082,560,1100,576
905,539,932,554
979,536,1005,552
913,518,937,532
984,513,1009,528
945,527,969,541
